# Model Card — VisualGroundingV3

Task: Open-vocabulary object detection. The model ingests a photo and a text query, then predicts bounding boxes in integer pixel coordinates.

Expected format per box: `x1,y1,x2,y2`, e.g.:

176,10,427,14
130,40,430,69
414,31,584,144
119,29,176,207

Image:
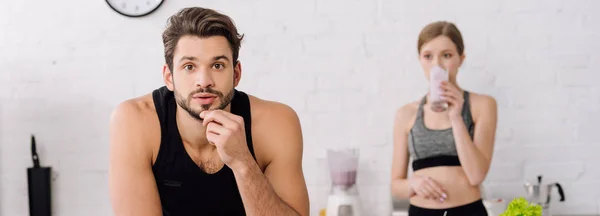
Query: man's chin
190,105,218,113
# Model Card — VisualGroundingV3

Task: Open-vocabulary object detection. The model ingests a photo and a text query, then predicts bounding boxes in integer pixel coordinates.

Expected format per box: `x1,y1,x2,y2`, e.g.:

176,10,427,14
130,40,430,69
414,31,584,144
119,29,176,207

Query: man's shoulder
109,93,161,172
246,93,299,127
109,93,161,142
243,93,303,169
111,94,156,120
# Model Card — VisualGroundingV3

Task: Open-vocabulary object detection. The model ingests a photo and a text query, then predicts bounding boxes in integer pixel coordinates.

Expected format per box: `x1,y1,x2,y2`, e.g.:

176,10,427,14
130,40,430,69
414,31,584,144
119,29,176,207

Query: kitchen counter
391,211,408,216
391,211,600,216
391,198,599,216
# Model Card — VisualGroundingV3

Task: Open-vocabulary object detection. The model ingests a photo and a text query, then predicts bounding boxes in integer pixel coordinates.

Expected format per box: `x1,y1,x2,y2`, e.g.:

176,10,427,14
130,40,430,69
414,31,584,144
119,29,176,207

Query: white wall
1,0,599,215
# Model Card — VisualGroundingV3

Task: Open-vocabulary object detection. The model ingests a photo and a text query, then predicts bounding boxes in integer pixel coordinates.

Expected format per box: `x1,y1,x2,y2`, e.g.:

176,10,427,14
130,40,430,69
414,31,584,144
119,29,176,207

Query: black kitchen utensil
555,182,565,202
27,135,52,216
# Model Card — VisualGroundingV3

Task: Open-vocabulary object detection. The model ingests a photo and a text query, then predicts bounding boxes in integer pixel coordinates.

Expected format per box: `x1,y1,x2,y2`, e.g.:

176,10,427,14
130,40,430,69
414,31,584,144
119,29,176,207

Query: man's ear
233,60,242,87
163,64,174,91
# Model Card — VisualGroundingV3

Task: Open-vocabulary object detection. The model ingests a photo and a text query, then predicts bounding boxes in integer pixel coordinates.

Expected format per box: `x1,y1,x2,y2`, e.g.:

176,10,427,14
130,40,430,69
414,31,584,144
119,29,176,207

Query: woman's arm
390,106,414,199
391,104,447,201
452,95,498,186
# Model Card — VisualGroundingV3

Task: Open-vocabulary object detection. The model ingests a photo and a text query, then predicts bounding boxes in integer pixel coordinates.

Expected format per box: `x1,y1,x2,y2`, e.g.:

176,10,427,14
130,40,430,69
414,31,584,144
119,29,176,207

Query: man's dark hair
162,7,244,71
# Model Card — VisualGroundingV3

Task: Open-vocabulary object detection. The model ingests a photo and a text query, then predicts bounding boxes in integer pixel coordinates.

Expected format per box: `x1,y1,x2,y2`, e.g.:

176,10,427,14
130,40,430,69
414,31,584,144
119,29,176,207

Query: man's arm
233,103,309,216
108,101,162,216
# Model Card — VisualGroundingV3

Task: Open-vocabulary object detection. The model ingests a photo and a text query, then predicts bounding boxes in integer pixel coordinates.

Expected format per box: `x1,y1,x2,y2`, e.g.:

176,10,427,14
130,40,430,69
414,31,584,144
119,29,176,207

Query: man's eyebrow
213,55,230,61
177,55,231,63
179,56,197,62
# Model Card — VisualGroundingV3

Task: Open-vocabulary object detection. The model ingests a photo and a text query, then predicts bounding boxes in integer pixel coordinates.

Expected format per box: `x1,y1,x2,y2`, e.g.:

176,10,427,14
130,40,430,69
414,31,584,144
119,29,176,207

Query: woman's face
419,35,464,82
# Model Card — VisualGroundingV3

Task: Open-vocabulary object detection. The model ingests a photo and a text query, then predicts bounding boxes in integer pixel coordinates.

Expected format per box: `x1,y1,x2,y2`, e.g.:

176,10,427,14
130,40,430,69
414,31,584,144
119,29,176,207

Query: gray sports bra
408,91,475,171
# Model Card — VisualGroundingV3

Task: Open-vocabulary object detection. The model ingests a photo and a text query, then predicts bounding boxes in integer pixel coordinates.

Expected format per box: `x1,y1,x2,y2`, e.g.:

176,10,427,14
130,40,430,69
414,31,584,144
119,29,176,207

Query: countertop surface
391,197,599,216
391,211,599,216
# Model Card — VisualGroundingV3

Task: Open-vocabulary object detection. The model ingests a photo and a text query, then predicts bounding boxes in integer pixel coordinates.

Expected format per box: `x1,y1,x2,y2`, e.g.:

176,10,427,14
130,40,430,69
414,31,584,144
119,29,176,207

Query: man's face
164,35,241,121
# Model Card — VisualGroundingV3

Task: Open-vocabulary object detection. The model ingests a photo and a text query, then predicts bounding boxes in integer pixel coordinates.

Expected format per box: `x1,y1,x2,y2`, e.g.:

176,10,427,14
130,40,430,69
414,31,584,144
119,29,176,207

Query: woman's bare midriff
409,166,481,209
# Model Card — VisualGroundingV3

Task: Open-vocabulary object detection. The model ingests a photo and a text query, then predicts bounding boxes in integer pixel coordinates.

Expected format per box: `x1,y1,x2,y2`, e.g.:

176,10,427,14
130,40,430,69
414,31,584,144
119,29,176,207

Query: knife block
27,167,52,216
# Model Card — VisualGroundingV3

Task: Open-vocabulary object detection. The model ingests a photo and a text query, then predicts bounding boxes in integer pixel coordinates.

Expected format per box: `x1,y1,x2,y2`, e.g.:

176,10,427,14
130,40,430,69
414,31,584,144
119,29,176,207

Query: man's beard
174,87,235,122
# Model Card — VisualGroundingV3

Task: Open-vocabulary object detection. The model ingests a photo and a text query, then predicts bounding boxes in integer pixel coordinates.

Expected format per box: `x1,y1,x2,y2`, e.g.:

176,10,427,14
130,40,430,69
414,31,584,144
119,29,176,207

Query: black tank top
151,86,255,216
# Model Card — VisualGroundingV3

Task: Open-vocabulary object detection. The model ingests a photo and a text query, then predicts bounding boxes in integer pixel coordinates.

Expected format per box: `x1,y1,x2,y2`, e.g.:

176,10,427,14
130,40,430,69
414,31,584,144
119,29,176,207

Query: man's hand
200,110,253,171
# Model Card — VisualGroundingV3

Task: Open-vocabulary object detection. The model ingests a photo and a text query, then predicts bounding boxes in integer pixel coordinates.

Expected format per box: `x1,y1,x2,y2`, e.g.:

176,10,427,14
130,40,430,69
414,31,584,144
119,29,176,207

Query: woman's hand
408,175,448,202
440,81,464,119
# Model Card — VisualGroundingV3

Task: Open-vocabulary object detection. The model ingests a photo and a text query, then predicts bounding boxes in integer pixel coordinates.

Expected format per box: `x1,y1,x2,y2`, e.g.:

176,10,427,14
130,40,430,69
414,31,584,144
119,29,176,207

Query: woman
390,21,498,215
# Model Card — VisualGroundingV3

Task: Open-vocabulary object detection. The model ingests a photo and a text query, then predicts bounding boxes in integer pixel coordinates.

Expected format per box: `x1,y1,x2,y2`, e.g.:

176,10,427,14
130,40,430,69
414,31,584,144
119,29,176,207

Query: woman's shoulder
394,100,421,127
467,91,497,108
467,91,498,120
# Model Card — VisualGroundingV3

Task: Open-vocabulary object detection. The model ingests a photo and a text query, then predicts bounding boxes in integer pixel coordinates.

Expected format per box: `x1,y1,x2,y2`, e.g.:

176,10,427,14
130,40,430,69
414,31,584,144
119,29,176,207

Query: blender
326,148,362,216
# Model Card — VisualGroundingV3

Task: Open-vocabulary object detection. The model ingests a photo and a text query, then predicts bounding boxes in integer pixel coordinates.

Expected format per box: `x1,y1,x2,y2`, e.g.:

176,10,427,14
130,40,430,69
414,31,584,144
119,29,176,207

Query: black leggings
408,199,488,216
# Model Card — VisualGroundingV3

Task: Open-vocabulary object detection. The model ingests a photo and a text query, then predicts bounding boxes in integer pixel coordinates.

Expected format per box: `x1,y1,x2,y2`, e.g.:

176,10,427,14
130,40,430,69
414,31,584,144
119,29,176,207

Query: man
108,7,309,216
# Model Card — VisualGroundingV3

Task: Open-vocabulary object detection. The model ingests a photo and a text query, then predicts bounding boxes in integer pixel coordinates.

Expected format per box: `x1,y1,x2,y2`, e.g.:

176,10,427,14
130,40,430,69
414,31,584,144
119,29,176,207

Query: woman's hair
417,21,464,56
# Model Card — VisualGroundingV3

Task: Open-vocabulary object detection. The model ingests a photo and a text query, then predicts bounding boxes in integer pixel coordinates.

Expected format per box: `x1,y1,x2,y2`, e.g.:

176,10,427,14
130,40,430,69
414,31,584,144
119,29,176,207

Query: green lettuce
499,197,542,216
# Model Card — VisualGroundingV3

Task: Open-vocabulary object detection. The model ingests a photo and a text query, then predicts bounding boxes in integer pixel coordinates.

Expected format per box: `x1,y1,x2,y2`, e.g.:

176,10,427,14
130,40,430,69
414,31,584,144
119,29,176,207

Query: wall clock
106,0,164,18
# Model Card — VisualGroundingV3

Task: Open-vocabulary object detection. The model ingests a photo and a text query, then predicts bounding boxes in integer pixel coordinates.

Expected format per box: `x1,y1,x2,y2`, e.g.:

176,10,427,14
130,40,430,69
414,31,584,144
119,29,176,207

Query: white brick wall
1,0,599,215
